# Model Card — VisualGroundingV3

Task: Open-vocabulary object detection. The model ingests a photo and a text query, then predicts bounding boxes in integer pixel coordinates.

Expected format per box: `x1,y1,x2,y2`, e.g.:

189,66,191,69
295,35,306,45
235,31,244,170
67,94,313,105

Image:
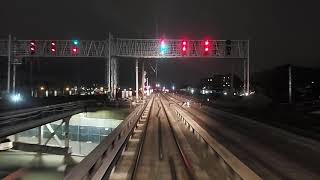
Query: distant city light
172,86,175,90
191,89,194,94
65,87,70,91
40,86,45,90
10,94,22,103
223,92,228,95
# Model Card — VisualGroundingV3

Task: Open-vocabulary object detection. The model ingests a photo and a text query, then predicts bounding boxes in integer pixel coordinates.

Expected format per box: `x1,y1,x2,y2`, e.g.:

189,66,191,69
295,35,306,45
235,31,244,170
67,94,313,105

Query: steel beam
44,121,64,147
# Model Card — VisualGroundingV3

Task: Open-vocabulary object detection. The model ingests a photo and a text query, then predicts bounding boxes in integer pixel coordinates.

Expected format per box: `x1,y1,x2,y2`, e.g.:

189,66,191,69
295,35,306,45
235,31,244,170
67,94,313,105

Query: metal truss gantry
0,35,250,97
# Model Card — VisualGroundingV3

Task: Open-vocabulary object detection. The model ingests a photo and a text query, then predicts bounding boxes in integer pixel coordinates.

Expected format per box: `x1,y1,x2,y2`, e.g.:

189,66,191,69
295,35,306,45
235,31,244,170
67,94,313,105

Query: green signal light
160,39,167,55
72,40,79,45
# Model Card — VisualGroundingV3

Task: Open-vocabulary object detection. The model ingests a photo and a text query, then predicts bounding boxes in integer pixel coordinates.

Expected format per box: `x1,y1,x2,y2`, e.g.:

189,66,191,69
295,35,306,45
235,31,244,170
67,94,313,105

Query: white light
207,98,210,102
245,92,249,96
172,86,175,90
191,89,194,94
233,92,236,96
223,92,228,96
11,94,22,103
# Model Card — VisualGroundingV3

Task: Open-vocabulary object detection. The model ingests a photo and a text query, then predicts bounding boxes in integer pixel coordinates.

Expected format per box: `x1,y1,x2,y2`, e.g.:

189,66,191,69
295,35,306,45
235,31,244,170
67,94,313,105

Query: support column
141,60,145,99
135,59,139,101
64,118,70,148
38,126,43,145
7,34,11,94
107,33,112,95
110,57,118,99
246,40,250,94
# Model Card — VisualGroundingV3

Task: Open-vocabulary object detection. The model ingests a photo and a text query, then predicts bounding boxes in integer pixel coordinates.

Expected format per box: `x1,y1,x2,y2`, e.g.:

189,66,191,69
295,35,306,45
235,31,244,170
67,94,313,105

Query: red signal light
161,39,165,46
181,40,187,54
51,41,56,53
30,41,36,54
204,40,210,55
72,47,78,54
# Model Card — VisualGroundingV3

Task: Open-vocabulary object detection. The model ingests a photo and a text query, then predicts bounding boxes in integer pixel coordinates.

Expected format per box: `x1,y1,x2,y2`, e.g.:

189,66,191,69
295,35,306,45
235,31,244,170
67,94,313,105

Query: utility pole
7,34,11,94
288,65,292,104
135,59,139,101
247,40,250,94
108,32,112,95
12,64,16,94
141,60,145,99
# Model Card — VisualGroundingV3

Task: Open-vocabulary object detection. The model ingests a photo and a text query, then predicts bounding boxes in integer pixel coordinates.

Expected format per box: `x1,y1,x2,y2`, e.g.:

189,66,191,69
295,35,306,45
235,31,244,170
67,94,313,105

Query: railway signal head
225,40,232,55
181,40,187,55
29,41,36,55
204,40,210,55
160,39,167,55
51,41,56,53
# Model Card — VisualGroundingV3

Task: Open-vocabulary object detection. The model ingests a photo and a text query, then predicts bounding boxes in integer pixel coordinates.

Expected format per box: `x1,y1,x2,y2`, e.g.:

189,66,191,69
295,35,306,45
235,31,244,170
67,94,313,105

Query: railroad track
107,95,197,180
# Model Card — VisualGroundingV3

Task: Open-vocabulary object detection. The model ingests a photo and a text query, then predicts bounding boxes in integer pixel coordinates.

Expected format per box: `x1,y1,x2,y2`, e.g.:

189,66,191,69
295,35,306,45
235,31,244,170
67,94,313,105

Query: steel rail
159,95,195,180
130,97,155,180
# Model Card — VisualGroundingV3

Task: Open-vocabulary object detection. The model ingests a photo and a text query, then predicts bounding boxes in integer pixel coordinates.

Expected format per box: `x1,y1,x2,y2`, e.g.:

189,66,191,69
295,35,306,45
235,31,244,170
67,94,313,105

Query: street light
10,93,22,103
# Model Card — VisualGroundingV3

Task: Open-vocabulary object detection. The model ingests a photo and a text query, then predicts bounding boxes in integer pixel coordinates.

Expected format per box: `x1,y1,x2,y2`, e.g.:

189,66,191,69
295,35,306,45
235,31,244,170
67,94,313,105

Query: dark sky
0,0,319,88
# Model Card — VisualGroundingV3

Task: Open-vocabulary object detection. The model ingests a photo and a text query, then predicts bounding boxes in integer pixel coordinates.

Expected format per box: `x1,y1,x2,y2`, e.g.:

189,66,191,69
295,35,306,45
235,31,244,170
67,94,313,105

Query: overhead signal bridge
1,38,248,58
0,35,250,97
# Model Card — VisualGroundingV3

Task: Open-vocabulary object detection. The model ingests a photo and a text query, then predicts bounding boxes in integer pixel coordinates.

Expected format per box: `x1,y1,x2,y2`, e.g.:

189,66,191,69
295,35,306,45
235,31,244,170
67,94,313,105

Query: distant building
200,74,242,95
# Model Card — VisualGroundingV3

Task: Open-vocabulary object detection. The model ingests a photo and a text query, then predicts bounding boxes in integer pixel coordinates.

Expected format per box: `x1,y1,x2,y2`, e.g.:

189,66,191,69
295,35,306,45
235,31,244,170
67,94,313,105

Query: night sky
0,0,319,88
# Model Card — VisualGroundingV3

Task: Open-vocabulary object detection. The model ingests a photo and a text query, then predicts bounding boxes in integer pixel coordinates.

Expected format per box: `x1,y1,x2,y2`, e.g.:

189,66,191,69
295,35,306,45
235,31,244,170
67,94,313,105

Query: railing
0,100,101,138
64,99,152,180
173,105,262,180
